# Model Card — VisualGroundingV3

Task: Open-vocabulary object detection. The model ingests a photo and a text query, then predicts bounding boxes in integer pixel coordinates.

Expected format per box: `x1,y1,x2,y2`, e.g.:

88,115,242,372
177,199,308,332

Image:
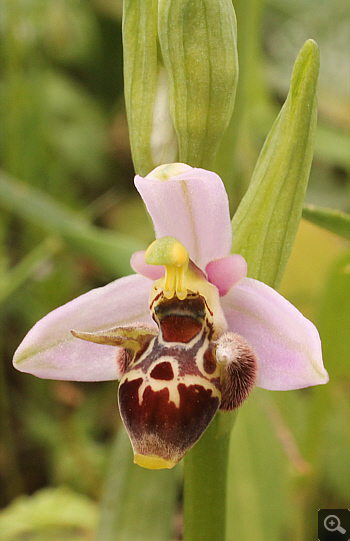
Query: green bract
123,0,238,175
231,39,320,289
158,0,238,169
123,0,159,176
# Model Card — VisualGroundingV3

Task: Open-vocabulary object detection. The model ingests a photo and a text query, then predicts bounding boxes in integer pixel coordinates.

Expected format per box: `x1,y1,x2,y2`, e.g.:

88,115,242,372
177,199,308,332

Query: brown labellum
117,294,222,469
118,375,220,467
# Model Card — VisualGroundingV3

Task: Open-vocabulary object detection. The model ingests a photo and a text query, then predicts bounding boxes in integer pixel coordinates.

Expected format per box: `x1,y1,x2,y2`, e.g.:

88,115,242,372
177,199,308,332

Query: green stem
183,411,236,541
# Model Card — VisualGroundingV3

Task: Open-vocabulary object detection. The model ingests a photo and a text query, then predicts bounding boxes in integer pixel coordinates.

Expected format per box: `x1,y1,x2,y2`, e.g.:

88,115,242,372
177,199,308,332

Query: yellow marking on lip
134,453,178,469
120,355,181,408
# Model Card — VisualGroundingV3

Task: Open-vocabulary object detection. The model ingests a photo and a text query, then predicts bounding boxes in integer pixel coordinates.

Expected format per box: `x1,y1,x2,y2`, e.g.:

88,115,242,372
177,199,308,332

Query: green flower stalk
123,0,238,175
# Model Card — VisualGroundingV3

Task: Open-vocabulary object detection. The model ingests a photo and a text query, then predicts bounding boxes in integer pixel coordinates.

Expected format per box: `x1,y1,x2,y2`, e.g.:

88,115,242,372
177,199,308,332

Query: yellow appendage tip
134,454,178,470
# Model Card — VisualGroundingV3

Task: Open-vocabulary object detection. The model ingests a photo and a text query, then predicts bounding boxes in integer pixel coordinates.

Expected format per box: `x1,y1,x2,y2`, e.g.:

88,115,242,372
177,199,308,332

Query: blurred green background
0,0,349,540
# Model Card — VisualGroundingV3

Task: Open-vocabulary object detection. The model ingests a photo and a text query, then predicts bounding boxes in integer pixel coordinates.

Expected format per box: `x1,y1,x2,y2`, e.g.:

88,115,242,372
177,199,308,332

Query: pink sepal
221,277,329,390
13,275,154,382
130,251,165,280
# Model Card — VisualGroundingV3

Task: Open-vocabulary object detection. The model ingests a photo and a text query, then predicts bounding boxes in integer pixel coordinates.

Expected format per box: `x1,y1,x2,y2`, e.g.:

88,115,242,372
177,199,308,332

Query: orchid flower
13,163,328,470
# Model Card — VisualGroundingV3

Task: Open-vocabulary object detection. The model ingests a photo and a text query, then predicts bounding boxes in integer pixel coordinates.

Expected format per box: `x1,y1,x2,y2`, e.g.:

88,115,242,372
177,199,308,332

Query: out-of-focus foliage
264,0,350,211
302,203,350,240
0,0,349,540
96,428,179,541
0,487,97,541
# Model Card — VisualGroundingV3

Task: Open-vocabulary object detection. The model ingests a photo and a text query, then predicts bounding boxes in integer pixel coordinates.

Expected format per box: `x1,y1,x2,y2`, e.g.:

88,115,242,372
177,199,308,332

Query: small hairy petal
205,254,247,296
215,332,257,411
134,166,232,269
221,277,329,390
13,275,154,382
130,251,165,280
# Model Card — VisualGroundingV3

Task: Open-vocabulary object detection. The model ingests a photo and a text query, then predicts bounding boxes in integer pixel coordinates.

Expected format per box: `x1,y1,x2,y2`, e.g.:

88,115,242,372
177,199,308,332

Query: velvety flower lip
13,163,328,392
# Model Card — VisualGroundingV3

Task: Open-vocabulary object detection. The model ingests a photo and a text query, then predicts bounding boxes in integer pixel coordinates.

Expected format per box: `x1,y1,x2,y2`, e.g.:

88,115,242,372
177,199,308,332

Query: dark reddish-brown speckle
150,361,174,380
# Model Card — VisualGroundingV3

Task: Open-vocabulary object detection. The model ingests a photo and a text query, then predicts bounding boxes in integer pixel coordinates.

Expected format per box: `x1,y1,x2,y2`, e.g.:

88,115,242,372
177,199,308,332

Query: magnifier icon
324,514,347,534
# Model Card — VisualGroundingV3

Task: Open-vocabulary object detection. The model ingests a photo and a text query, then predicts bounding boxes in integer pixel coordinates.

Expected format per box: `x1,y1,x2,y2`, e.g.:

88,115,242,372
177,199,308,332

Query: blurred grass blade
0,238,62,303
96,427,178,541
0,171,145,277
231,39,320,288
302,204,350,240
227,391,294,541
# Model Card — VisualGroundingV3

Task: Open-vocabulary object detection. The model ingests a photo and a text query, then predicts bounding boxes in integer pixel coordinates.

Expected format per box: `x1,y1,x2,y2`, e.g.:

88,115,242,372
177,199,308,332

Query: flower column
123,1,239,538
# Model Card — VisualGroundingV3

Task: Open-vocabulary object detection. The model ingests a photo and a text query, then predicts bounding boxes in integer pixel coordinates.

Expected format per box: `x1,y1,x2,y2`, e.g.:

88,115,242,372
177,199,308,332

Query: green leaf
302,204,350,240
0,170,145,277
96,427,178,541
231,39,320,288
0,487,97,541
227,395,282,541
